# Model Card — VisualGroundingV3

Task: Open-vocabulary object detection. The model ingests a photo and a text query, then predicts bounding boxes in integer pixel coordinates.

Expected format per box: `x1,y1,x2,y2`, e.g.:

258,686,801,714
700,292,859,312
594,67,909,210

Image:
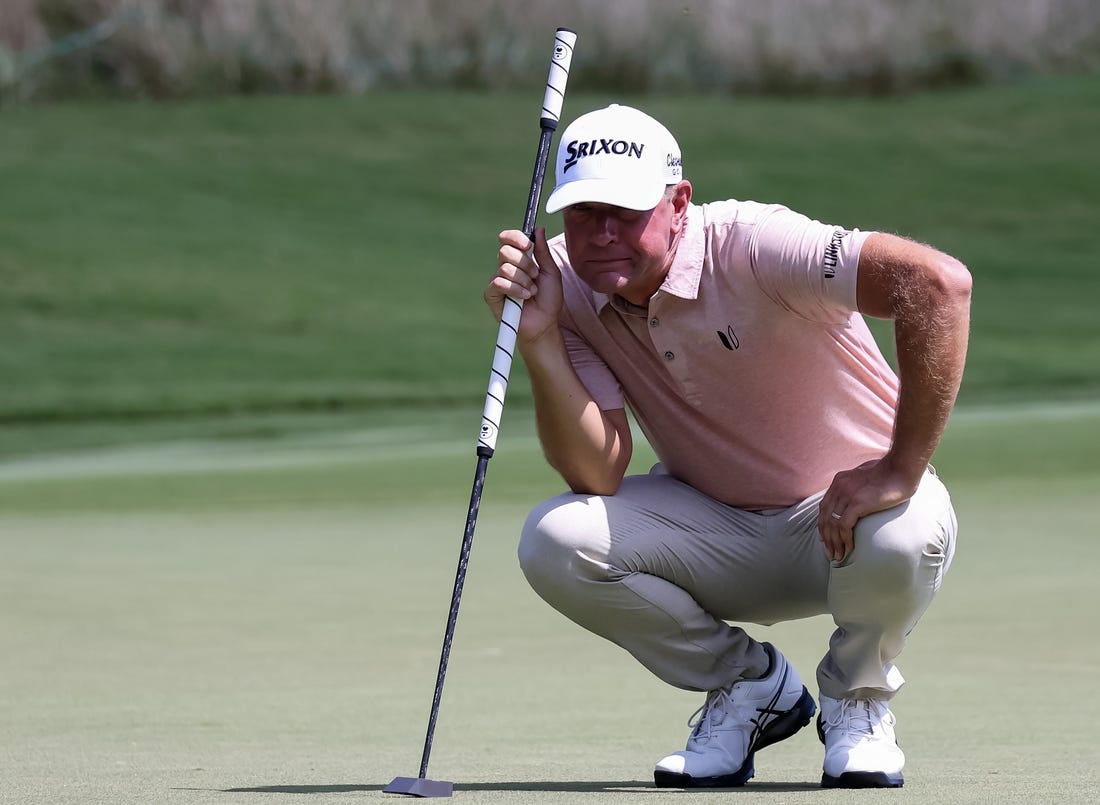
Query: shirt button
650,317,659,328
664,351,675,361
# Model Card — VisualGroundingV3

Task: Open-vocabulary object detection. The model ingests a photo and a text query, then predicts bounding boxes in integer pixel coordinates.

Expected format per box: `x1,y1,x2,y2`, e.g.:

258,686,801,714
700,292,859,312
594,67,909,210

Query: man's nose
592,212,618,244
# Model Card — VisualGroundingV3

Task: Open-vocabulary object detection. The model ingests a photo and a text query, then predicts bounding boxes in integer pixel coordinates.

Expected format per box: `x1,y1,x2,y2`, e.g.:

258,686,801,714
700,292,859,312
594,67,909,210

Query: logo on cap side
563,138,645,173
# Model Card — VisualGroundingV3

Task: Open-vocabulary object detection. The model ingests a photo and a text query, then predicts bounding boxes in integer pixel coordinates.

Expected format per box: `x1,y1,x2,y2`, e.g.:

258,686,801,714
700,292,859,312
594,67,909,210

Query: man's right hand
486,226,633,495
485,227,563,347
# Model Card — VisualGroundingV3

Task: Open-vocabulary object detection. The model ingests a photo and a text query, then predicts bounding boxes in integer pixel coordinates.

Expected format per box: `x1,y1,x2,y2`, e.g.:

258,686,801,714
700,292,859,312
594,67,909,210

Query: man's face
562,182,691,306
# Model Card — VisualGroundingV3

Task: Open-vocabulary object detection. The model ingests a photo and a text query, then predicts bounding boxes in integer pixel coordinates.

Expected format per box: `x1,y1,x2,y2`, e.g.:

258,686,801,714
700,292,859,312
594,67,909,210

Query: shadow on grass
459,781,822,793
180,779,822,795
457,781,822,793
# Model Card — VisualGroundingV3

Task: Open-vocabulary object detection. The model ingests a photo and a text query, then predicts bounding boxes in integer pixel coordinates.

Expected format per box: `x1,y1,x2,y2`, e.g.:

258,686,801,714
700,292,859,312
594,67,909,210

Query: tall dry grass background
1,0,1099,100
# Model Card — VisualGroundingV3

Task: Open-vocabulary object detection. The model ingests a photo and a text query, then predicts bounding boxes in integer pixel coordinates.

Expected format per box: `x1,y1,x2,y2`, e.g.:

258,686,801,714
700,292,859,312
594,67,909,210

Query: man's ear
672,180,692,230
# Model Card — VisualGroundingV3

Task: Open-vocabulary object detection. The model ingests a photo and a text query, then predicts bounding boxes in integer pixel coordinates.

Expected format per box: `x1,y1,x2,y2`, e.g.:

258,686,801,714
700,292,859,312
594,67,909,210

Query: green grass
1,403,1098,804
1,78,1099,803
2,75,1099,452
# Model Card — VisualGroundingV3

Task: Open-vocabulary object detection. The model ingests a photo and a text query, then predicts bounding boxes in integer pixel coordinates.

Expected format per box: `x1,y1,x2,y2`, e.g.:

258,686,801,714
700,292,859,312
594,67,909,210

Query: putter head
383,776,453,798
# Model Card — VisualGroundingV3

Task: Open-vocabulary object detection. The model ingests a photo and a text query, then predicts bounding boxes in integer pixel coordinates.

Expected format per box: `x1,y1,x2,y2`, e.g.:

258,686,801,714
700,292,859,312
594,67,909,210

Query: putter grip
541,28,577,129
477,28,576,457
477,296,521,455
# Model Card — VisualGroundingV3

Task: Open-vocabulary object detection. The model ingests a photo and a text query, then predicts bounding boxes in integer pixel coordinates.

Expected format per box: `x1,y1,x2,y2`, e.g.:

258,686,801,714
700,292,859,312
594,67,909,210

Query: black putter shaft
415,451,486,780
385,27,577,798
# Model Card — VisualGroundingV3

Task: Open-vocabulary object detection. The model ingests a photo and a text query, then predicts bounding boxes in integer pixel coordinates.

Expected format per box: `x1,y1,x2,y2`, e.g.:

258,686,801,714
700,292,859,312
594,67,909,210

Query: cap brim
545,178,666,214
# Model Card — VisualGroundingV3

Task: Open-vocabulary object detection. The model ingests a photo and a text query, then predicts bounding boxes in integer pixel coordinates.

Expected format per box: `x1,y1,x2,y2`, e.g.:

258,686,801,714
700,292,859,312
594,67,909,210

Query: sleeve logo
823,228,851,279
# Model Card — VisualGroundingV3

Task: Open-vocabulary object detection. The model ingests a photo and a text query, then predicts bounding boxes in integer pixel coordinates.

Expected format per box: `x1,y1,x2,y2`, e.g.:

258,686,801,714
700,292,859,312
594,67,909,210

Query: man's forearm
886,268,971,485
522,336,632,495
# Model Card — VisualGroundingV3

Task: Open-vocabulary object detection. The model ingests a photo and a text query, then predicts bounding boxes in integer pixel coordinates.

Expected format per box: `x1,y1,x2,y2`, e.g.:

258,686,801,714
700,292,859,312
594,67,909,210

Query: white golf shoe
654,643,816,788
818,694,905,788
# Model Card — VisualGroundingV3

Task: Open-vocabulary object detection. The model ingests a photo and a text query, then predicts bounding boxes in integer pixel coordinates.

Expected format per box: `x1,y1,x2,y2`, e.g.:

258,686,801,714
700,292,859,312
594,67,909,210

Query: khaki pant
518,467,957,700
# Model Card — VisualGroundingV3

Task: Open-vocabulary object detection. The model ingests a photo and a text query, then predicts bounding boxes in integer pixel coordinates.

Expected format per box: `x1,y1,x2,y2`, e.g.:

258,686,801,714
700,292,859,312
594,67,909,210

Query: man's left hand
817,458,923,562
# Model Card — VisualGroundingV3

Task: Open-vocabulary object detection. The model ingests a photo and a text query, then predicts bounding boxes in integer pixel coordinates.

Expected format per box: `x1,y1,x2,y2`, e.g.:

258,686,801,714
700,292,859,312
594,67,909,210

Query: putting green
1,403,1098,803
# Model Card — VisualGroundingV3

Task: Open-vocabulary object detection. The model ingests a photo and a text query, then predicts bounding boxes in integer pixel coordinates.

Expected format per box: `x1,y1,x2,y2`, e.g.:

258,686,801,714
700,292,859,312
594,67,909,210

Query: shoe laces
686,688,735,744
687,683,784,745
825,698,894,736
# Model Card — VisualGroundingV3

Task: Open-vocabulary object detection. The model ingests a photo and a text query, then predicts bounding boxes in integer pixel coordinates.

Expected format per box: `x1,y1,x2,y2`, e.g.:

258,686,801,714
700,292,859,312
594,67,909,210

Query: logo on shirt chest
716,324,740,351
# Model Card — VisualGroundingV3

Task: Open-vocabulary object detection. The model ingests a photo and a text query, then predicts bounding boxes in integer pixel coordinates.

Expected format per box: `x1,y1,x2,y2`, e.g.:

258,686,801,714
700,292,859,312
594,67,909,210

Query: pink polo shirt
547,200,899,509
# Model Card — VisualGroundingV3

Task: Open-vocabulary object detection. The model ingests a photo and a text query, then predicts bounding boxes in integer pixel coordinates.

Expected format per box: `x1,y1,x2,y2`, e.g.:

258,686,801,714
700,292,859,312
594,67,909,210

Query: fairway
2,402,1099,804
2,75,1100,447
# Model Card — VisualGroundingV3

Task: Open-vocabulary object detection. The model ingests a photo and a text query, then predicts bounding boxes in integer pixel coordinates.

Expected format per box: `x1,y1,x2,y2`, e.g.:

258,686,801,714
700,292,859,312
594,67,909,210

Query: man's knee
849,494,954,594
518,493,613,596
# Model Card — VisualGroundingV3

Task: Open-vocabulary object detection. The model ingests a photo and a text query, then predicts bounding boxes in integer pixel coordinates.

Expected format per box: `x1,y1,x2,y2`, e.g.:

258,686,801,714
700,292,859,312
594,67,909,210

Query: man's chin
581,269,631,294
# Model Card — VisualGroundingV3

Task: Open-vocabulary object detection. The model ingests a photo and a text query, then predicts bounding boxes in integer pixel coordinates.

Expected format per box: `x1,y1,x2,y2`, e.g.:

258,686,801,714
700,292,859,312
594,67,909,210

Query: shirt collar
593,203,704,313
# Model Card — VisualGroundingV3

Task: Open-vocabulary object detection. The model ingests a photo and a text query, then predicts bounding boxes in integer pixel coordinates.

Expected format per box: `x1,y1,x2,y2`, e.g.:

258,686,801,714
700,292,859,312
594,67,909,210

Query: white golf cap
545,104,682,214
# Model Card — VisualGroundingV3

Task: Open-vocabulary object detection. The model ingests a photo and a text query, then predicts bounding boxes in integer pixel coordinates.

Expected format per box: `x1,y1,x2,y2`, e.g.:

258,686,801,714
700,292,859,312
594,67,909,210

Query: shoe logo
750,665,790,748
717,324,739,351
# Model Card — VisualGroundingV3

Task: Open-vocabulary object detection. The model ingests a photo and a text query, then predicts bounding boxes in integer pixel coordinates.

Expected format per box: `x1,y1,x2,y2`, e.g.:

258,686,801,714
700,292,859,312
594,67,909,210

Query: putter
384,26,577,799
